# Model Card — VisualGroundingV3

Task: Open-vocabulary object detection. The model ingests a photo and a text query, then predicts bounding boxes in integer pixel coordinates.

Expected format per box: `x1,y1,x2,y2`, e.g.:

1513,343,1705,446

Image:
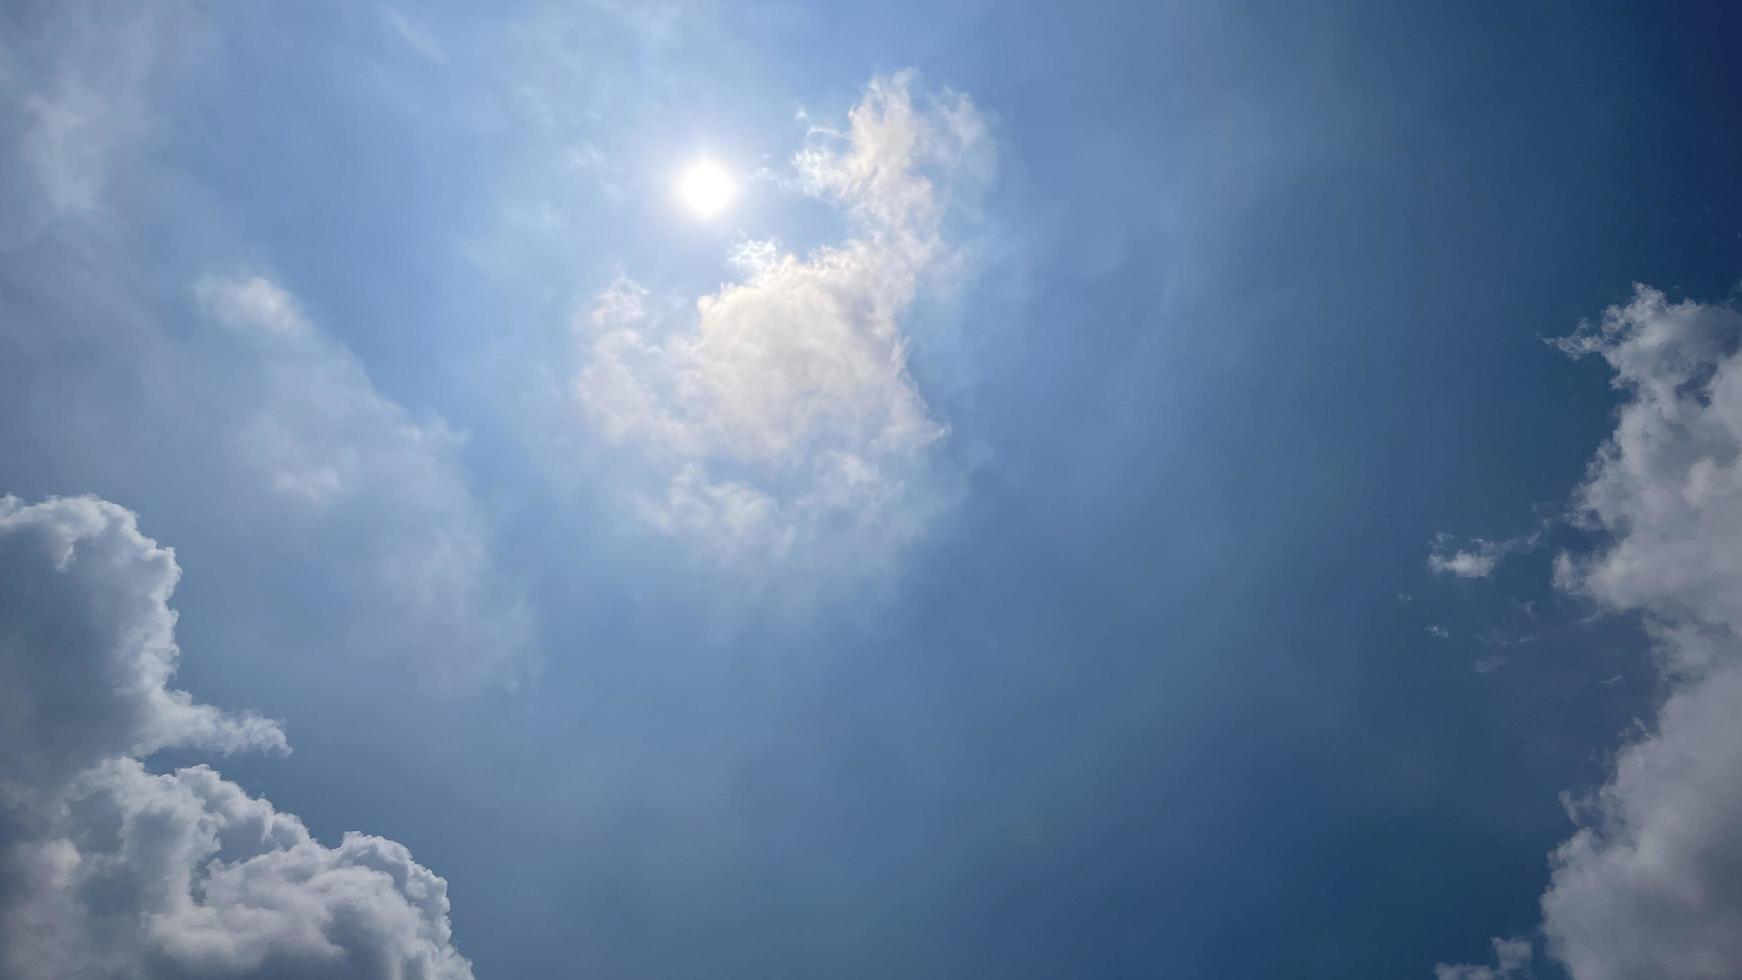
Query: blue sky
3,3,1742,979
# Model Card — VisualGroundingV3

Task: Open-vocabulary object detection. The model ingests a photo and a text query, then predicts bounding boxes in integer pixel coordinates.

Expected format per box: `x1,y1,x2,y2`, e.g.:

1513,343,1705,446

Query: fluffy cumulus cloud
574,70,993,561
0,495,473,980
1550,287,1742,637
1537,287,1742,980
0,497,284,805
1442,286,1742,979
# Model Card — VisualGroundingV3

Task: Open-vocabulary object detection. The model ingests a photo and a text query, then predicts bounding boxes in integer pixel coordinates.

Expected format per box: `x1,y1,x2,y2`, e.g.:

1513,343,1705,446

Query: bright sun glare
676,160,736,219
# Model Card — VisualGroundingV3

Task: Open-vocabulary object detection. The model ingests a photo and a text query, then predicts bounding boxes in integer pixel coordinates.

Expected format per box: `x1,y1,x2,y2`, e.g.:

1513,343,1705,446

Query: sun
676,159,736,219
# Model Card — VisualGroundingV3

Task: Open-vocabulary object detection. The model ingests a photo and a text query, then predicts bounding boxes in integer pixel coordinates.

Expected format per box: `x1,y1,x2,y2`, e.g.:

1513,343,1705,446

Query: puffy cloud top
1535,287,1742,979
0,495,285,802
1443,286,1742,980
0,495,473,980
1554,286,1742,649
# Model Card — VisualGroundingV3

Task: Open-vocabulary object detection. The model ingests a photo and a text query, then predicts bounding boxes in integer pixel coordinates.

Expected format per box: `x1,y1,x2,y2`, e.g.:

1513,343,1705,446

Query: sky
2,2,1742,979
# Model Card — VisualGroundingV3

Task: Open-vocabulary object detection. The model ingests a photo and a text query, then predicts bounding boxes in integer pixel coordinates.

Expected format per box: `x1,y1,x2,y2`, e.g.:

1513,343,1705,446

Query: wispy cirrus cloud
380,6,447,64
1,4,531,690
0,1,210,243
1428,527,1543,580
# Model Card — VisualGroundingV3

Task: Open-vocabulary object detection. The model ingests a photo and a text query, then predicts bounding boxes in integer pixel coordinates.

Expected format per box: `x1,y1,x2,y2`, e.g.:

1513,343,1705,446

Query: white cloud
1428,529,1542,580
1,265,528,689
726,238,781,277
1,6,526,687
1429,545,1499,579
195,275,315,339
381,7,447,64
573,70,993,562
0,3,203,240
1533,286,1742,979
194,274,412,507
1551,287,1742,643
1447,285,1742,979
1434,936,1532,980
0,495,473,980
0,496,285,805
1543,659,1742,980
188,274,531,685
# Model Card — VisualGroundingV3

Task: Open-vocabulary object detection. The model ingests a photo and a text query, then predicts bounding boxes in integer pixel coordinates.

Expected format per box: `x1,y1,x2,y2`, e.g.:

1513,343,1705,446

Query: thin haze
1,3,1741,979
